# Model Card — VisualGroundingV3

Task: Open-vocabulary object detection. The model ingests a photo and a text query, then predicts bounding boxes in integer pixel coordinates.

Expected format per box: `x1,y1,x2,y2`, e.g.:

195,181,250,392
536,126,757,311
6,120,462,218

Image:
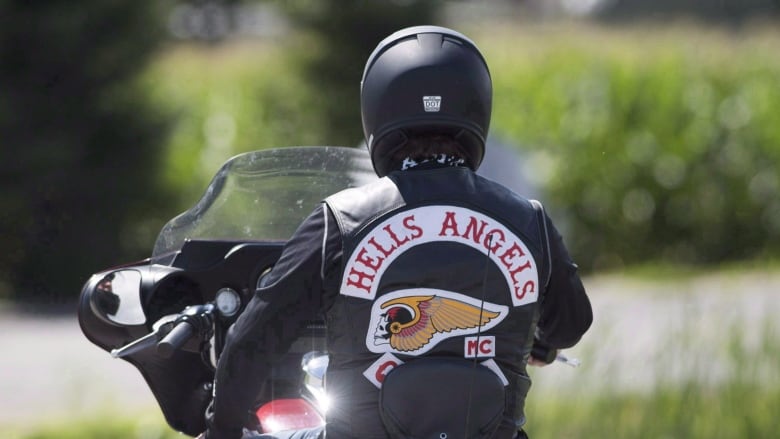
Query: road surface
1,270,778,433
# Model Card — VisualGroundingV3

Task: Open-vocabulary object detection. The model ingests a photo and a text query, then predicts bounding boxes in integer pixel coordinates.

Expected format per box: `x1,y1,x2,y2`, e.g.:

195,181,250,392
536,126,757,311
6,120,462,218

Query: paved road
1,270,778,431
0,305,159,430
530,270,780,396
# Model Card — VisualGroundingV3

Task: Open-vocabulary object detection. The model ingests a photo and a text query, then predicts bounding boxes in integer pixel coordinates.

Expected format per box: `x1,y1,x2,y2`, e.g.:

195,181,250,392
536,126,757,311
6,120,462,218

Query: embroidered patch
340,205,540,307
464,335,496,358
363,353,404,389
367,289,508,356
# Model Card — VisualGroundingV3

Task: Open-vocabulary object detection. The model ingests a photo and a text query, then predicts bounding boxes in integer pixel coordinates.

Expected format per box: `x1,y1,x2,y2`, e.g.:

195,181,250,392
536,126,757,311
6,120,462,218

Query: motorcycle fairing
78,147,376,435
78,240,285,434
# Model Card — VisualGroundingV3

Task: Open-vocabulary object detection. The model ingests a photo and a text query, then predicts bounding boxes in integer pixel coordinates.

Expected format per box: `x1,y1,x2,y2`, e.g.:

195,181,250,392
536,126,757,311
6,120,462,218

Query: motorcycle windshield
151,146,377,264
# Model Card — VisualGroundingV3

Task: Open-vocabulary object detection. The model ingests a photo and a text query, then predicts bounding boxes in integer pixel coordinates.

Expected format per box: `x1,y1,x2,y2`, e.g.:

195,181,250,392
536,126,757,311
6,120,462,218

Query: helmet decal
422,95,442,112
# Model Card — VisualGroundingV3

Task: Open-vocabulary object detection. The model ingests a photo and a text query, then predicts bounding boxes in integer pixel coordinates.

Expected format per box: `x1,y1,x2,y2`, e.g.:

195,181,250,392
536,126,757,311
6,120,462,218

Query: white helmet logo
422,96,441,112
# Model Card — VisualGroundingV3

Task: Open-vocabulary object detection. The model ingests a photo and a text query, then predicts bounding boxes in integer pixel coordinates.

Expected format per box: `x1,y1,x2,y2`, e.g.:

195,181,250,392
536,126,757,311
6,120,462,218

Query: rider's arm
534,215,593,351
205,203,342,439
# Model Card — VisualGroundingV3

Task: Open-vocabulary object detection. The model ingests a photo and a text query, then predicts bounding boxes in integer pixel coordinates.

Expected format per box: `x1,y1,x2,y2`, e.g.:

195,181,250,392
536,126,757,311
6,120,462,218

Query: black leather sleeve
205,204,342,439
534,215,593,349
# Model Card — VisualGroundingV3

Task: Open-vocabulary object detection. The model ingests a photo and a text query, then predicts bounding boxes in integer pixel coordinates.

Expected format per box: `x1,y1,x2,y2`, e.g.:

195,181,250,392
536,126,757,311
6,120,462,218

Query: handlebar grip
157,320,195,358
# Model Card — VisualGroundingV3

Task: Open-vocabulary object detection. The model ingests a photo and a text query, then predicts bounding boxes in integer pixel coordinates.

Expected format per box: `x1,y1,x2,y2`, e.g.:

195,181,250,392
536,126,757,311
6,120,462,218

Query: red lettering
484,230,504,253
509,260,532,283
463,217,488,245
346,267,374,294
439,211,460,237
499,242,526,269
403,215,423,239
514,280,536,300
466,336,495,357
384,224,409,247
368,236,395,258
354,247,383,271
375,361,398,383
466,339,478,356
479,339,493,354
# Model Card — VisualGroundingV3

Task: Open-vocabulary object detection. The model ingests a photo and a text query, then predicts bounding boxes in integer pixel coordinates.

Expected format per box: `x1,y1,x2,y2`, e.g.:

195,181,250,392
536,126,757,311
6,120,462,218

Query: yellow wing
428,296,500,332
387,295,500,352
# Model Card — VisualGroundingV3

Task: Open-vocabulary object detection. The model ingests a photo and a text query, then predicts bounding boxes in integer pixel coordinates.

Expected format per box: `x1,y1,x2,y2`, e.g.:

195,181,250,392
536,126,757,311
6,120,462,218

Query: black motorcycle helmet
361,25,493,177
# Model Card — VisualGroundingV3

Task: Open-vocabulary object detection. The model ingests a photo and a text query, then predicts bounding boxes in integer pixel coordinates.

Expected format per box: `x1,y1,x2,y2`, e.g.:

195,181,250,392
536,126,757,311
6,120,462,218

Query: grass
10,379,778,439
138,20,780,271
523,276,780,439
526,382,780,439
7,20,780,439
6,311,777,439
1,410,179,439
590,257,780,282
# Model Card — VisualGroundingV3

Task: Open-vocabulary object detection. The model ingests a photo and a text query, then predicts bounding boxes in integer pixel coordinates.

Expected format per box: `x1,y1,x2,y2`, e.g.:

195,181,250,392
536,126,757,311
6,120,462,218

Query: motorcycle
78,145,580,438
78,146,375,436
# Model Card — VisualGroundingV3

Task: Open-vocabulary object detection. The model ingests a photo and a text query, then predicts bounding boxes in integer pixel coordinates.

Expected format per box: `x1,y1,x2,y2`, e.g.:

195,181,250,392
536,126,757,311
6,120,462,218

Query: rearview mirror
90,270,146,326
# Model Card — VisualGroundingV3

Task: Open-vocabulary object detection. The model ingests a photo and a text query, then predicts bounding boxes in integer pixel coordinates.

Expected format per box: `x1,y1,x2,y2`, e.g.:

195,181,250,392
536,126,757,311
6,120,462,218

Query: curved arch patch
340,205,539,307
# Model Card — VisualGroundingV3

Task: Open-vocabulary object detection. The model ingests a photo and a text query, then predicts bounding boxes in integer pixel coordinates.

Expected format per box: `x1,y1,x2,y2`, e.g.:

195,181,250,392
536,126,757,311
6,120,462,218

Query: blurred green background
1,0,779,438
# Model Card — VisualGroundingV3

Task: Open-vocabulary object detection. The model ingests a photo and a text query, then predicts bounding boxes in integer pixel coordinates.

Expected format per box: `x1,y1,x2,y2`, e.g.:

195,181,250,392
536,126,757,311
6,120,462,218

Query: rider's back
323,167,547,438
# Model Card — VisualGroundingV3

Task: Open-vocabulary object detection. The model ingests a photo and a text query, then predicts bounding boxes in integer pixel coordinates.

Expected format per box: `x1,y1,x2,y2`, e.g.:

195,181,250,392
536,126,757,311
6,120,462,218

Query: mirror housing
90,269,146,326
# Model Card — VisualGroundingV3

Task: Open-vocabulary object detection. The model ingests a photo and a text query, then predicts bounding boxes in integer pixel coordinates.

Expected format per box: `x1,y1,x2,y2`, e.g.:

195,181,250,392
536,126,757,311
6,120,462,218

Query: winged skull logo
372,293,505,353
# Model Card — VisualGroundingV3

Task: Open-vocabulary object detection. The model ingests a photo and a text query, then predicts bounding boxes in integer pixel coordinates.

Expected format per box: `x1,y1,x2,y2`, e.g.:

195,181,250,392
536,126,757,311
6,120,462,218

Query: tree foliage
0,0,173,302
486,27,780,271
281,0,443,145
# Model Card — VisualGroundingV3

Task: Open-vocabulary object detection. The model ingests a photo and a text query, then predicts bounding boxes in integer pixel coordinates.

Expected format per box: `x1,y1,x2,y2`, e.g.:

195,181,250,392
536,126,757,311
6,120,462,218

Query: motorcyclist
203,25,592,439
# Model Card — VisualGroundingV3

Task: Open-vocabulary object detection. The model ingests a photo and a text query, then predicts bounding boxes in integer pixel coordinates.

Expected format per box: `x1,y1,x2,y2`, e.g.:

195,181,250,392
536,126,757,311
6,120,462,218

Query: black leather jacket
207,165,592,439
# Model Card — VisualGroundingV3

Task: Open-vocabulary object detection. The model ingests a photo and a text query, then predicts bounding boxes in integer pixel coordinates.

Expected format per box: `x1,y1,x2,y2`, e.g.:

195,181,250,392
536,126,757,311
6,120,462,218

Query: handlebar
157,320,196,358
110,303,215,359
531,339,581,368
110,330,162,358
555,352,581,367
